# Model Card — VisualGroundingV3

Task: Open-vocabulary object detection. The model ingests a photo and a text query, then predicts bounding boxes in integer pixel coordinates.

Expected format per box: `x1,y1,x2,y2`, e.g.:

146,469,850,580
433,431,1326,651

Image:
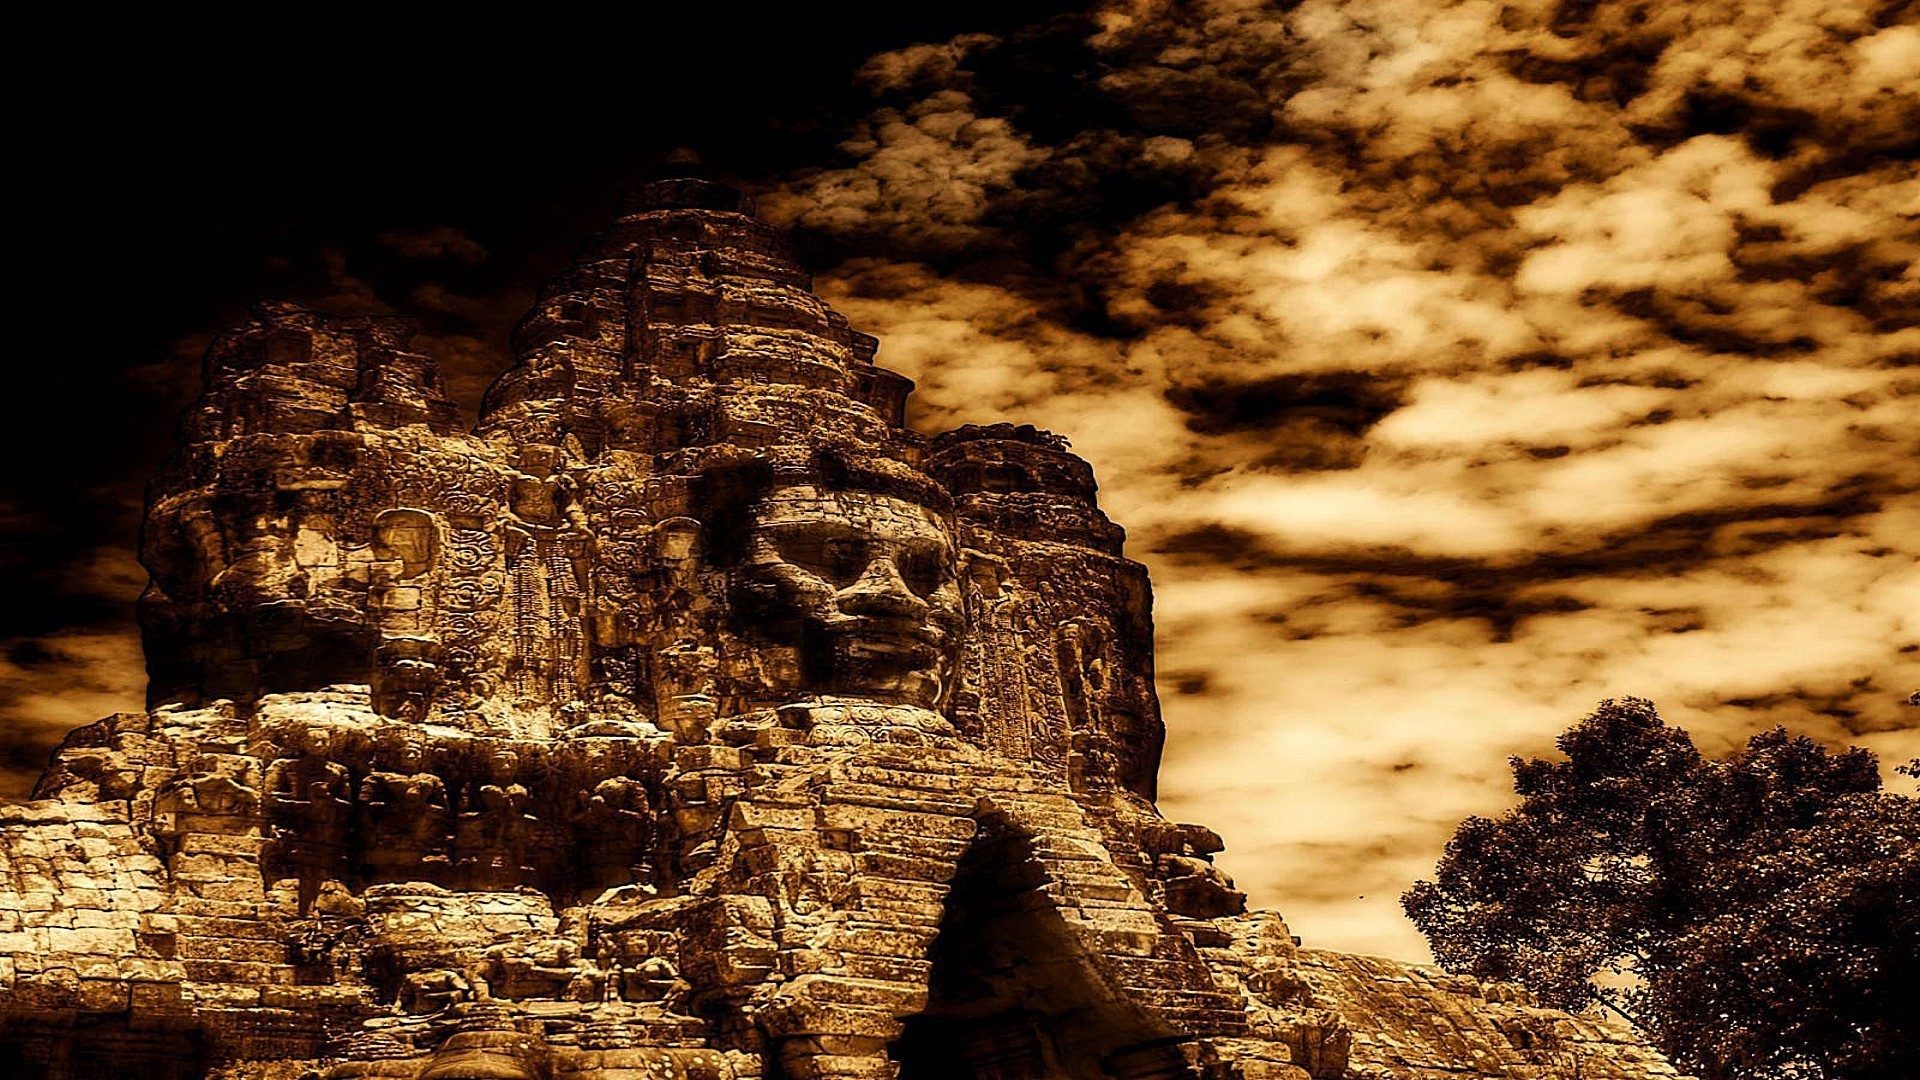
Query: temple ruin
0,177,1687,1079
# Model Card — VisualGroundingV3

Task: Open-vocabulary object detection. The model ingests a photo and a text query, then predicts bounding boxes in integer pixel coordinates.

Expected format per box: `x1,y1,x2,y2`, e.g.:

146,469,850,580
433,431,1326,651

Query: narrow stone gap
890,815,1181,1079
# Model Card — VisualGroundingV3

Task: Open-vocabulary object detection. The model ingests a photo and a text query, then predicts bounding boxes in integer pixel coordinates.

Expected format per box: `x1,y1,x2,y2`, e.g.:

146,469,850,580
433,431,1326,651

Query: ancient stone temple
1,178,1687,1079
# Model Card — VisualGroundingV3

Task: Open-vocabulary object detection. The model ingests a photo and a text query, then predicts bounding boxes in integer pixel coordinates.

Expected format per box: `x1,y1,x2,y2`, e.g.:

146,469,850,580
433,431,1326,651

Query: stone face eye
823,540,867,585
772,531,866,586
896,549,946,598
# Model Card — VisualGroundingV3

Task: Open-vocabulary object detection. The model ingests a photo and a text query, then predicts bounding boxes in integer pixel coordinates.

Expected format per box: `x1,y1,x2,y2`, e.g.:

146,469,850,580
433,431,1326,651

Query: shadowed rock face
0,180,1688,1080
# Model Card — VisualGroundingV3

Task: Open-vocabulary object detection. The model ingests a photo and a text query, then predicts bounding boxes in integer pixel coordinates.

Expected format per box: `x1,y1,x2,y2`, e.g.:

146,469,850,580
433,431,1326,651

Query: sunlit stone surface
0,178,1685,1079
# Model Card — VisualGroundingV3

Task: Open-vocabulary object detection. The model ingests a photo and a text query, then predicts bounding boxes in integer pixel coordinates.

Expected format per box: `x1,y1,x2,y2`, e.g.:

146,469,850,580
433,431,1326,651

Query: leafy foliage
1402,698,1920,1080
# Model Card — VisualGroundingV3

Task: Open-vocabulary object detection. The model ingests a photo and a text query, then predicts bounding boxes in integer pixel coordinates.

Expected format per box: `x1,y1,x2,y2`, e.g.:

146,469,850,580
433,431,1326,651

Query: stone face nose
836,553,929,620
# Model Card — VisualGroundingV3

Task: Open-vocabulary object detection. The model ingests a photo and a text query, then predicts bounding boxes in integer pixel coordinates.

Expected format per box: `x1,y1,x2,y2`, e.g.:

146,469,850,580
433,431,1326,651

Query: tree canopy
1402,697,1919,1080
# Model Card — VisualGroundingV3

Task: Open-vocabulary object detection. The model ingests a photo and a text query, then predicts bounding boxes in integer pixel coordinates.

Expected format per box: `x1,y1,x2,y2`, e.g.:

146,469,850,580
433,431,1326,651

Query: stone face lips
0,180,1686,1080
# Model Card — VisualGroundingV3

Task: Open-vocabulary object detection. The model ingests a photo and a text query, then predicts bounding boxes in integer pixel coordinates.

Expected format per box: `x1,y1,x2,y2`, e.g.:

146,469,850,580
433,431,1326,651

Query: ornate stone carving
721,478,963,712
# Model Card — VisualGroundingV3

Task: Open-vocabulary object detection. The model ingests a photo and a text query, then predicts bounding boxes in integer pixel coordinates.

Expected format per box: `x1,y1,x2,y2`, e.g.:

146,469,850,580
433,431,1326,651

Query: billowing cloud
0,546,149,800
762,0,1920,959
379,225,491,265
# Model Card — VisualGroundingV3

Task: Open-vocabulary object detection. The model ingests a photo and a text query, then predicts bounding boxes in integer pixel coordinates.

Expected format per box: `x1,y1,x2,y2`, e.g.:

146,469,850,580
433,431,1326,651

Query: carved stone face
729,484,962,710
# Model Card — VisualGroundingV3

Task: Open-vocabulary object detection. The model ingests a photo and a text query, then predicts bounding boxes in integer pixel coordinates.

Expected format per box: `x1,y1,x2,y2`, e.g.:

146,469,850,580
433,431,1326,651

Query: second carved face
727,484,962,710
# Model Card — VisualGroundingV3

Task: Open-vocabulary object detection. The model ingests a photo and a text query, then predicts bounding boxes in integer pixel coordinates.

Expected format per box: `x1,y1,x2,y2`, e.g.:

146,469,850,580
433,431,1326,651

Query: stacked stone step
1296,951,1694,1079
484,175,913,463
842,748,1251,1033
0,799,176,1016
816,747,1247,1063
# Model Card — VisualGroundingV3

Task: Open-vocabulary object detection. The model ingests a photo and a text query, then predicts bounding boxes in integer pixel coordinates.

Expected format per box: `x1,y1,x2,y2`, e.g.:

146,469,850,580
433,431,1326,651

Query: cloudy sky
8,3,1917,961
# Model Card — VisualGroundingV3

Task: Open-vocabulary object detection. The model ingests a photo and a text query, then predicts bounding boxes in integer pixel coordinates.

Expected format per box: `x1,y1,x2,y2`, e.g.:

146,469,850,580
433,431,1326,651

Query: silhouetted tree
1402,698,1920,1080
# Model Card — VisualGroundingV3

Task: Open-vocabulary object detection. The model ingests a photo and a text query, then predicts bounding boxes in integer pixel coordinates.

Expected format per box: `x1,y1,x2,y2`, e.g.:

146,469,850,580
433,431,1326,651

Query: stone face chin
0,178,1686,1080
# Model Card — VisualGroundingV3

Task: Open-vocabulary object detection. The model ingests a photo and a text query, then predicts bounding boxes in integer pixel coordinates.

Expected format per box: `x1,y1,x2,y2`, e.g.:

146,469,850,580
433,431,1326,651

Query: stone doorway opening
888,810,1192,1079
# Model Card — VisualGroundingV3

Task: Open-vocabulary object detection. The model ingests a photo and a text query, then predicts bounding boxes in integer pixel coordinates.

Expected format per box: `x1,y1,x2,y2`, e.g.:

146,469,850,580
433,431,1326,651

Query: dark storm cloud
379,226,490,265
0,545,148,799
0,626,145,795
1164,372,1406,438
763,0,1920,958
1721,678,1903,736
767,10,1277,269
406,280,533,417
1152,480,1887,578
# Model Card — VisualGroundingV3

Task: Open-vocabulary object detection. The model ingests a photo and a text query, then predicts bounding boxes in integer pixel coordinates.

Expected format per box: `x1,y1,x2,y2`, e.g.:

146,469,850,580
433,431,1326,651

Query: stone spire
479,174,911,463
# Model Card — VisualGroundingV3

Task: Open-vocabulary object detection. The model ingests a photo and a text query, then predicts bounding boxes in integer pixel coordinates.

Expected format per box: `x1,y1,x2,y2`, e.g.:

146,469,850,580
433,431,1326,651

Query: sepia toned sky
7,3,1918,961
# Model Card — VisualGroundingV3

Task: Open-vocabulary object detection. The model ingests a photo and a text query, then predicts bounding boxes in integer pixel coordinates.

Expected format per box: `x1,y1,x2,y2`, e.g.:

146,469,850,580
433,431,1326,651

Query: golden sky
759,0,1920,958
